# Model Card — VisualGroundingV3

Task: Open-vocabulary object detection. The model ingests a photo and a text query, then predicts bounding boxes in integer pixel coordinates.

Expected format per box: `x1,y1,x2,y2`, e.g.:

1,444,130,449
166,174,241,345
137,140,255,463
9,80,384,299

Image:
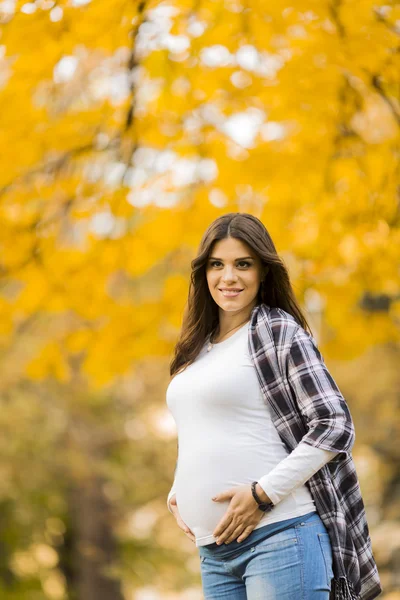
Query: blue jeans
198,511,334,599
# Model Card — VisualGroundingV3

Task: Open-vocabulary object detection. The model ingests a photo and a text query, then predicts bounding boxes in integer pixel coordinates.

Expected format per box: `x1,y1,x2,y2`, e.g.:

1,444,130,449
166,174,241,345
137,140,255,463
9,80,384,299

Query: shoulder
256,303,297,324
269,306,299,327
255,304,319,351
252,304,305,357
255,304,300,339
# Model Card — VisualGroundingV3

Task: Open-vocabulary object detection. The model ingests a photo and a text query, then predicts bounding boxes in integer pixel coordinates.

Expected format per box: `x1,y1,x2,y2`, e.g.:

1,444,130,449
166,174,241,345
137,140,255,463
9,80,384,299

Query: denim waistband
198,510,318,559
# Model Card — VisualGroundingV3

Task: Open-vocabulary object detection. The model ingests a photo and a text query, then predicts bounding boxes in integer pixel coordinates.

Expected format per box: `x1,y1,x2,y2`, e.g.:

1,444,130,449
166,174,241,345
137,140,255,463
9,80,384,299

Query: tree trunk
62,476,124,600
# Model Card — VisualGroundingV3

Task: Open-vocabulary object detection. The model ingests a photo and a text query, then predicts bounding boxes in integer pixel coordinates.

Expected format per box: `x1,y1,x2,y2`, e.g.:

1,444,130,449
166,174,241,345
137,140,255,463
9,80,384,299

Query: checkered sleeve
286,326,355,461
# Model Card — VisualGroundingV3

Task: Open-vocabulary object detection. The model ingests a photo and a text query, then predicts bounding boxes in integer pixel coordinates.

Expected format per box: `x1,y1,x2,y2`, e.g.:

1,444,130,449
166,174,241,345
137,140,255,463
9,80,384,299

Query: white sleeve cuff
257,441,338,505
257,479,281,505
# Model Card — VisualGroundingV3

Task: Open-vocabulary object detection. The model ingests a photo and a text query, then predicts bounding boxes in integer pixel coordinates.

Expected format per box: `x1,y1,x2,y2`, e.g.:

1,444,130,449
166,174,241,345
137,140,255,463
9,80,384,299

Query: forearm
256,441,338,505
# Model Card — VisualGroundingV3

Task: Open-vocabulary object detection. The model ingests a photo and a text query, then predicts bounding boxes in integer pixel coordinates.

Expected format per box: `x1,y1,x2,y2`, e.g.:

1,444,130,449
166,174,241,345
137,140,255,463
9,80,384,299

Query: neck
217,302,257,335
212,316,249,344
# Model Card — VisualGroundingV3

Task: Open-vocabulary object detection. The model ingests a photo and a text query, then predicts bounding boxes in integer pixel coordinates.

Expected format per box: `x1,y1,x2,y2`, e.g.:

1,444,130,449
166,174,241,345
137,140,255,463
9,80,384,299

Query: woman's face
205,237,265,315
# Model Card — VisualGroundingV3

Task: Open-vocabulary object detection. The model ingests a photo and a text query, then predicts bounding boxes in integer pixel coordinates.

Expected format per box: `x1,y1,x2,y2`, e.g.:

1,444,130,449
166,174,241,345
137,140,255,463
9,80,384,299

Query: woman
166,213,382,600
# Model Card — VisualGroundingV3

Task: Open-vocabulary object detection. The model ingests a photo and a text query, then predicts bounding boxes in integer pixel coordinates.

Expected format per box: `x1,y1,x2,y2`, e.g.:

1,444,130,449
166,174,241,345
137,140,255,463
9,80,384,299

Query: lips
219,288,243,297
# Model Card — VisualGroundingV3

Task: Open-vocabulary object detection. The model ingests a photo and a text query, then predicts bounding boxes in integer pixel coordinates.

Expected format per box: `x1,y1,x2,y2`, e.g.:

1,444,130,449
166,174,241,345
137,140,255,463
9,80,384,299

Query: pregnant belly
175,462,251,538
175,479,230,537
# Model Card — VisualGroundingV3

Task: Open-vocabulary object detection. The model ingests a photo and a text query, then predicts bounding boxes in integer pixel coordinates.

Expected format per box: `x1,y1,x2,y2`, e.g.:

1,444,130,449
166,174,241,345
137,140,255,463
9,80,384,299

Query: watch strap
251,481,274,512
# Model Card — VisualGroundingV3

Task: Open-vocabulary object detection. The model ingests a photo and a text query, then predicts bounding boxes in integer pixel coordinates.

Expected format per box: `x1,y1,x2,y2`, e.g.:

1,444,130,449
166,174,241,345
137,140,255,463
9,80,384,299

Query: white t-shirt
166,320,337,547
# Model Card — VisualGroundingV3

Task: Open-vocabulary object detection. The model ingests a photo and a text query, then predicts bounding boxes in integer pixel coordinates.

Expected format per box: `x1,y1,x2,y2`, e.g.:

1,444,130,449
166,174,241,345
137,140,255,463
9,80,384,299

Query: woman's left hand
211,484,270,544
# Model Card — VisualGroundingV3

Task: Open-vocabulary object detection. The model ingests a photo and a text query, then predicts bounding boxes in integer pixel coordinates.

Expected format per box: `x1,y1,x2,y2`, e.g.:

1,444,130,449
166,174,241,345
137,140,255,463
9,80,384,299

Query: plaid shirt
248,303,382,600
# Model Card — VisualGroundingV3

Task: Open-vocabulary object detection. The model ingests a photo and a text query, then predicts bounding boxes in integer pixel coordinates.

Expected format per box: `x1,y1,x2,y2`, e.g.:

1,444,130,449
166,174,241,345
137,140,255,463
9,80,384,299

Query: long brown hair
169,212,312,378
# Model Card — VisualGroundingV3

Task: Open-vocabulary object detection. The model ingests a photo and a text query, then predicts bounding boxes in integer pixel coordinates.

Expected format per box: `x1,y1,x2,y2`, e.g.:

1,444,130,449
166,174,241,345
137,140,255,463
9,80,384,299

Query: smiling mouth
219,289,243,297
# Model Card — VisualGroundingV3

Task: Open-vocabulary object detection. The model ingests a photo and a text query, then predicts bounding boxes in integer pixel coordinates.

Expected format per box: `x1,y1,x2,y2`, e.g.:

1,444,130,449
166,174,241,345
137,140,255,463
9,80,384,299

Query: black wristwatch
251,481,274,512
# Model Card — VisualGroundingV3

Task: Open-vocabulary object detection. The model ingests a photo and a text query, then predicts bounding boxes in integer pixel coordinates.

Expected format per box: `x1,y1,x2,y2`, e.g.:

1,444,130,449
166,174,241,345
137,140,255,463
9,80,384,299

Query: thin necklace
207,317,250,352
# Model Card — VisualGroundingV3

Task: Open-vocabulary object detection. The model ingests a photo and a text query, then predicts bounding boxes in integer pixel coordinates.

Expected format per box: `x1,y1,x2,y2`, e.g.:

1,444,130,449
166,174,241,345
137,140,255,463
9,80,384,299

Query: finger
213,514,234,538
224,524,245,544
179,521,194,535
180,519,195,537
215,521,239,544
183,528,196,542
237,526,254,543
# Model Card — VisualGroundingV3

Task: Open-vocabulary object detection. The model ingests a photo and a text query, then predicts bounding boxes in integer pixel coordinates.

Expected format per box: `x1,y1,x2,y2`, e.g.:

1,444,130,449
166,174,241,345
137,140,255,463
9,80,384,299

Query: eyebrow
208,256,254,261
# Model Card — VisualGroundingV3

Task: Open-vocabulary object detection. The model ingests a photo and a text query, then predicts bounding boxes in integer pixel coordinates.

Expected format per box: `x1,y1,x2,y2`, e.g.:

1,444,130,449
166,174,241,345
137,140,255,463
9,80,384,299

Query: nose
221,267,238,283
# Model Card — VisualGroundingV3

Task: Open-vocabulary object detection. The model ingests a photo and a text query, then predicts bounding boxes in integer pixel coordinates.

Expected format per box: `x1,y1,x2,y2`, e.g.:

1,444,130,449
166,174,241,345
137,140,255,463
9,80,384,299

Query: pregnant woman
166,213,381,600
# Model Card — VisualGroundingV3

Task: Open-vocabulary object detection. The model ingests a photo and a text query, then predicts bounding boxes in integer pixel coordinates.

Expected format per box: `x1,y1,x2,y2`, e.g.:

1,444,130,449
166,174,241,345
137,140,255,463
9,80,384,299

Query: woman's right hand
169,494,196,543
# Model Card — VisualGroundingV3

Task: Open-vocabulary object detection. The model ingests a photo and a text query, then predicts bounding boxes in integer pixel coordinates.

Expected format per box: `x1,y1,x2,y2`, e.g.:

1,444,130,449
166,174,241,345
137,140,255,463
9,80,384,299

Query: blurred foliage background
0,0,399,598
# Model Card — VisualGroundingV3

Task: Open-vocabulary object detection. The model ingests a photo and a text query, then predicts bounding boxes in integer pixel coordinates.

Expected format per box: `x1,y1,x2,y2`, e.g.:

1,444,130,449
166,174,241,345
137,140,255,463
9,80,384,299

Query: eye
209,260,251,268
